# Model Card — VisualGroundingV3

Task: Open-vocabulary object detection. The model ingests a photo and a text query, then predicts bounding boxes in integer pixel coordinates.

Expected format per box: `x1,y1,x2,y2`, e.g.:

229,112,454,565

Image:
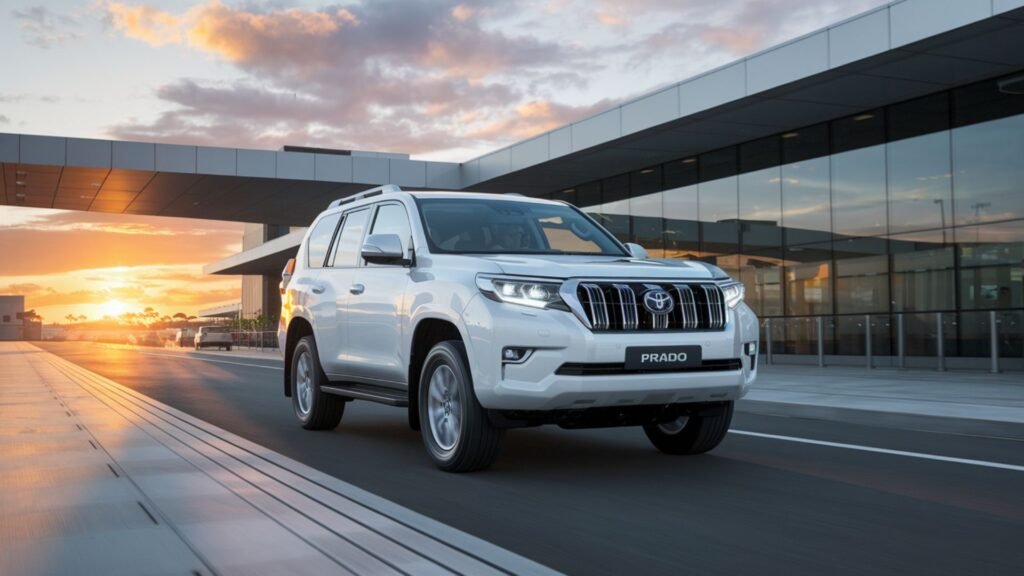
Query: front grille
575,282,726,331
556,359,742,376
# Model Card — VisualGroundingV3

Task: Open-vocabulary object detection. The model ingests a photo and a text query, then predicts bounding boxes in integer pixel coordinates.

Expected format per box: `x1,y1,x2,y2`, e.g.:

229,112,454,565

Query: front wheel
643,402,734,455
419,341,503,472
291,336,345,430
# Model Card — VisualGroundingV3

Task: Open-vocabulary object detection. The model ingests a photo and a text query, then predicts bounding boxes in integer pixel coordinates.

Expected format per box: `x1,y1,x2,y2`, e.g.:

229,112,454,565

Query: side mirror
361,233,408,266
625,242,648,259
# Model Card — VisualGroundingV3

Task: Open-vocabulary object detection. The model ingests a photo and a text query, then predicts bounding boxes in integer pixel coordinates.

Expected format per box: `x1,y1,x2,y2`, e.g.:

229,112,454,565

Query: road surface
35,342,1024,576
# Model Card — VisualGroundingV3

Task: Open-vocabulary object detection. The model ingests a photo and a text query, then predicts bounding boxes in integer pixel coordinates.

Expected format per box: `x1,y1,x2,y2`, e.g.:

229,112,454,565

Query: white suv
279,185,758,472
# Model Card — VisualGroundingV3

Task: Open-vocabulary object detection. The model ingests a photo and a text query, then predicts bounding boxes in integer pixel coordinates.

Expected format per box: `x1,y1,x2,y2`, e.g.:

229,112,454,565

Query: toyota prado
279,185,758,472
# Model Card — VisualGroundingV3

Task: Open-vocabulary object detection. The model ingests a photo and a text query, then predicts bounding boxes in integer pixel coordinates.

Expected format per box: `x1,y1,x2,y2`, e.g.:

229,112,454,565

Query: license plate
624,346,702,370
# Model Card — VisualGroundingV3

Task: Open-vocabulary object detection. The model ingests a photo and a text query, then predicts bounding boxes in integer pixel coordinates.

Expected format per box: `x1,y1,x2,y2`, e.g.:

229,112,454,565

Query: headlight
719,281,745,309
476,275,566,310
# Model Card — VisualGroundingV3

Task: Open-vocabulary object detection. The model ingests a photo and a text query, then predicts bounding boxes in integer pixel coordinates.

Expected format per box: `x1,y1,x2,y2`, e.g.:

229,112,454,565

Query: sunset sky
1,0,890,323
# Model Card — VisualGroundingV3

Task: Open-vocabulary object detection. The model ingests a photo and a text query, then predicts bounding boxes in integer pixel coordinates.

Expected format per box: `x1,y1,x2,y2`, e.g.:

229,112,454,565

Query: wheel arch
407,316,465,430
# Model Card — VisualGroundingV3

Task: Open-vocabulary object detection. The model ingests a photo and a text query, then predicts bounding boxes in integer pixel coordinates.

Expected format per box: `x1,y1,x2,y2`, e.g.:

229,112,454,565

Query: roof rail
328,184,402,208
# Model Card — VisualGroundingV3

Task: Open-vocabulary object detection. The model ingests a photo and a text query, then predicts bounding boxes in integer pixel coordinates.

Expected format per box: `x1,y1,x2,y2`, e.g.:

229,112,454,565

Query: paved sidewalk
0,342,557,576
743,365,1024,438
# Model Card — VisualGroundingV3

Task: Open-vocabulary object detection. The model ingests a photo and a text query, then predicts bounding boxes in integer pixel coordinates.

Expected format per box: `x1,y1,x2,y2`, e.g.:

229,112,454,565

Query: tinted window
329,208,370,267
370,203,412,254
306,213,341,268
417,198,626,256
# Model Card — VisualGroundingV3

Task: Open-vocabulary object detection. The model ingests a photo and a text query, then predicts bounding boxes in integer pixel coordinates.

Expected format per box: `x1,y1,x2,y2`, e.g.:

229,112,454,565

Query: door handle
311,284,326,294
350,283,365,295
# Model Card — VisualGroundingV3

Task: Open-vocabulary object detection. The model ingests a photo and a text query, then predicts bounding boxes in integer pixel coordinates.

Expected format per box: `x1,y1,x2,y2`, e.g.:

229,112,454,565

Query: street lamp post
933,198,946,243
971,202,991,242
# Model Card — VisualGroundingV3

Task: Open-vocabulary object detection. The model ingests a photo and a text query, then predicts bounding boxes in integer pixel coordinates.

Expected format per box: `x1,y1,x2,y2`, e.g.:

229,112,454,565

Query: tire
419,341,503,472
291,336,345,430
643,402,734,455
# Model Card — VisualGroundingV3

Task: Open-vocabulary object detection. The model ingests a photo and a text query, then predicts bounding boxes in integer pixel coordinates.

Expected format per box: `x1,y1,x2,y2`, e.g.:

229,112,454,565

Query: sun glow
100,300,129,317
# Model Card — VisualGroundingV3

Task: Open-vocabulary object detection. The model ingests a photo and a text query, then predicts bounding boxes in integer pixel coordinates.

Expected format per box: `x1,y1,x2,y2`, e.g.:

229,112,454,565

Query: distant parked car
174,328,195,347
194,325,233,350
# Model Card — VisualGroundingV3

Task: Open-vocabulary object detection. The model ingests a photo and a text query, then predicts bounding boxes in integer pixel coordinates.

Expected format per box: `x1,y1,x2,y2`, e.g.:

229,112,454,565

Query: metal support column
990,310,999,374
816,316,825,368
765,318,773,366
865,314,872,369
897,314,905,370
936,312,945,372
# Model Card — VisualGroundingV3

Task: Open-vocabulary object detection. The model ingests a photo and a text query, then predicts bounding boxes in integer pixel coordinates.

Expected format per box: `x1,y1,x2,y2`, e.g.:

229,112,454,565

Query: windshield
416,197,627,256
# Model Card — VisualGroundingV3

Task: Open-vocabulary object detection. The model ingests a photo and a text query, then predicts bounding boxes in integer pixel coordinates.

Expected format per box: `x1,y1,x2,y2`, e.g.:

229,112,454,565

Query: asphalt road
37,342,1024,576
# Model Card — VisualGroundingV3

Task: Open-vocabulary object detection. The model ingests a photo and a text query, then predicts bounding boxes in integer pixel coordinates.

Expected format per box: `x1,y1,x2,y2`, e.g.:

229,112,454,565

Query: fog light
502,347,531,363
745,342,758,356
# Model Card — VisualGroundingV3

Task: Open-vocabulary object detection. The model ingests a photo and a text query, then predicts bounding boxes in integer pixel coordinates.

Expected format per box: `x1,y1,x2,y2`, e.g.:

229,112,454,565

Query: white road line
730,429,1024,473
140,352,282,370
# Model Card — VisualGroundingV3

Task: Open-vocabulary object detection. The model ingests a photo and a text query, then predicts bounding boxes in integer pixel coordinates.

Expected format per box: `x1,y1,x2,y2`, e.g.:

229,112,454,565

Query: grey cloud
13,5,81,49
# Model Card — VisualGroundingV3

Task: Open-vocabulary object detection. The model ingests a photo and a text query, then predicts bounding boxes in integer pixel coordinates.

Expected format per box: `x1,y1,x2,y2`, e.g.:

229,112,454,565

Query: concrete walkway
0,342,557,576
743,364,1024,438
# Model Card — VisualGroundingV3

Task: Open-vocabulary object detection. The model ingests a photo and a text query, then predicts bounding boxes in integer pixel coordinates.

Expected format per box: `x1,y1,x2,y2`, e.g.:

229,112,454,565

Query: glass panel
739,167,782,251
952,114,1024,226
781,123,828,164
739,252,783,316
782,156,831,245
577,181,601,213
663,184,699,258
834,237,889,314
890,229,954,312
831,145,887,237
779,317,834,355
832,109,885,154
597,174,630,241
785,242,832,315
698,176,738,254
329,208,370,267
306,213,341,268
888,92,949,142
957,220,1024,310
887,131,952,234
369,203,411,253
630,167,664,255
953,76,1024,128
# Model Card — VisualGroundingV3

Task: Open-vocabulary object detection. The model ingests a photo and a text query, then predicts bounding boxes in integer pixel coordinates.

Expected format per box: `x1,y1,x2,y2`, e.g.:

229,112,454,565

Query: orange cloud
451,4,476,22
700,27,764,54
105,1,358,64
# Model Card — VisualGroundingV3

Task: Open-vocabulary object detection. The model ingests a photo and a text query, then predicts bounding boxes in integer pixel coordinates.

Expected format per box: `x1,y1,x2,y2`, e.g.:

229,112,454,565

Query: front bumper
462,294,759,411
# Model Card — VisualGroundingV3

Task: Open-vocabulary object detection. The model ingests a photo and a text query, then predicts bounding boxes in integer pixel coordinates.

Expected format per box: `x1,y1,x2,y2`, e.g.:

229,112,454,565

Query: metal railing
760,309,1023,373
229,331,279,351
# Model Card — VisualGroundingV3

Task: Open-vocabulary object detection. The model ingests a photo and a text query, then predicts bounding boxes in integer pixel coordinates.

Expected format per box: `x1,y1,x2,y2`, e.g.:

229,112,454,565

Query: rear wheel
643,402,733,455
419,341,503,472
292,336,345,430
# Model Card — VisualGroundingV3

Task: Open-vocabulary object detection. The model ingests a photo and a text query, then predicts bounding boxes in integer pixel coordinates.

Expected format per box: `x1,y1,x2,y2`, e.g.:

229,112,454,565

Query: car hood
476,254,724,281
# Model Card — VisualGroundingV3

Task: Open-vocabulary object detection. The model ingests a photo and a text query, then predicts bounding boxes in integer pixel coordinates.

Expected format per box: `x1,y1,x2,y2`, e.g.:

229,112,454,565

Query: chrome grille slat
613,284,638,330
575,281,727,332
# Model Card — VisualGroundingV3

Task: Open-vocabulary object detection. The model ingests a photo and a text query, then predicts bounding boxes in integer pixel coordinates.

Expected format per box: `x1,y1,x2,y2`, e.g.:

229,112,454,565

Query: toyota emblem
643,289,675,315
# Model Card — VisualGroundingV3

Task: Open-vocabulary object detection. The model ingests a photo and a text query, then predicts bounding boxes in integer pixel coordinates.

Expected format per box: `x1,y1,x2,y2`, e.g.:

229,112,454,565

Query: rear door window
306,213,341,268
329,208,371,267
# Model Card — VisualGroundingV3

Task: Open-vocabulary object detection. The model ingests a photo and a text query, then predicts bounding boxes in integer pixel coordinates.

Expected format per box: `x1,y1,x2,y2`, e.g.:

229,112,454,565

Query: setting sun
100,299,128,318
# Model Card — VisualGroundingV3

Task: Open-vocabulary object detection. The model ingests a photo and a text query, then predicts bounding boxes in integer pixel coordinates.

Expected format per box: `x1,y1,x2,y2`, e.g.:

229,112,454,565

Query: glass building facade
546,75,1024,364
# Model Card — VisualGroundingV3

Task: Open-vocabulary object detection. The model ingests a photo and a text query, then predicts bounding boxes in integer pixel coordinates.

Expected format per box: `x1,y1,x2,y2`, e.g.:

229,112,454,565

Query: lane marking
730,429,1024,473
139,351,282,370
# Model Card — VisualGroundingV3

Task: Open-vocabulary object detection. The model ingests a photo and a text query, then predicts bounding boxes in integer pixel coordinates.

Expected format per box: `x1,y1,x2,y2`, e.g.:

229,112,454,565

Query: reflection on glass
958,221,1023,310
739,167,782,251
785,242,832,315
887,132,952,234
663,184,699,256
834,237,889,314
831,146,887,237
782,157,831,245
739,253,783,316
891,230,954,311
952,114,1024,226
698,176,738,253
631,191,665,256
